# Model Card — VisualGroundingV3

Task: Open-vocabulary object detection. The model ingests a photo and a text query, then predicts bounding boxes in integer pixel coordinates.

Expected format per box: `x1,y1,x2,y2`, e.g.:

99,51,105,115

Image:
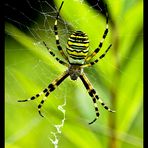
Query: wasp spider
18,1,115,124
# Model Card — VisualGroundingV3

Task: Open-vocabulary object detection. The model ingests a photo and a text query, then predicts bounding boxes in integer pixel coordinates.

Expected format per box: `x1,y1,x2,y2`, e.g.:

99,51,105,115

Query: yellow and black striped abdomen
66,31,89,64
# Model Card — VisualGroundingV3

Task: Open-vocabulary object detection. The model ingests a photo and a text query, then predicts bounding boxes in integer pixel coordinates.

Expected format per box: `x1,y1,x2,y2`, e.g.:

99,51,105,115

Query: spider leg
79,73,99,124
54,1,68,61
79,73,115,124
81,44,112,68
43,41,68,67
38,71,69,117
18,92,44,102
86,6,110,62
18,71,69,117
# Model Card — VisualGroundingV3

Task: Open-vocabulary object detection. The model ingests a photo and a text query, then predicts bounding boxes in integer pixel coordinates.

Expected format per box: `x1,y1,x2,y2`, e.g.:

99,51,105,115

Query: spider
18,1,115,124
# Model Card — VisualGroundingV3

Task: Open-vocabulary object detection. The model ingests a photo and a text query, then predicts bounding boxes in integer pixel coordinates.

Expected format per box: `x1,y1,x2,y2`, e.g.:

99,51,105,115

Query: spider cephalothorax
18,1,115,124
68,65,83,80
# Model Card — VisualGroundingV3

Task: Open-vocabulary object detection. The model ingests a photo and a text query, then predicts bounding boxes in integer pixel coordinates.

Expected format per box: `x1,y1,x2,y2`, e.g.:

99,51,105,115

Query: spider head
68,65,83,80
66,31,89,64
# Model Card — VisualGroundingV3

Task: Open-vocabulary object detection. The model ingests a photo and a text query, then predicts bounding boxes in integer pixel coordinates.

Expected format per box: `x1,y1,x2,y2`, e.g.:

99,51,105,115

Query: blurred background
5,0,143,148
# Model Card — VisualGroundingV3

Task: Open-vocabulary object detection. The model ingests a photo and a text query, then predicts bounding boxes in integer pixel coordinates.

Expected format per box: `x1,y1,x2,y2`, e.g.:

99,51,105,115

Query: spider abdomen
66,31,89,64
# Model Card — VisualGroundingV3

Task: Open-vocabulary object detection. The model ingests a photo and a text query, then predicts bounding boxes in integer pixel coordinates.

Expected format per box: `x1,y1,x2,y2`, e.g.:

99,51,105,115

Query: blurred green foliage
5,0,143,148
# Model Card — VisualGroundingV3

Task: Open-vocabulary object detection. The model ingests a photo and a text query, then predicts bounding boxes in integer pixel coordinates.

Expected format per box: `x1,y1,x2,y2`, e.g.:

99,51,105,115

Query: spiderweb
5,0,107,146
5,0,92,147
5,0,143,147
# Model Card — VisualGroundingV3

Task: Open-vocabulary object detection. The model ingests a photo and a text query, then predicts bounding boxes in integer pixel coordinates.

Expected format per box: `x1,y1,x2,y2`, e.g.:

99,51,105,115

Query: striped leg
43,41,68,67
81,44,112,68
79,73,115,124
38,71,69,117
18,92,44,102
86,8,110,61
54,1,68,61
18,71,69,117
